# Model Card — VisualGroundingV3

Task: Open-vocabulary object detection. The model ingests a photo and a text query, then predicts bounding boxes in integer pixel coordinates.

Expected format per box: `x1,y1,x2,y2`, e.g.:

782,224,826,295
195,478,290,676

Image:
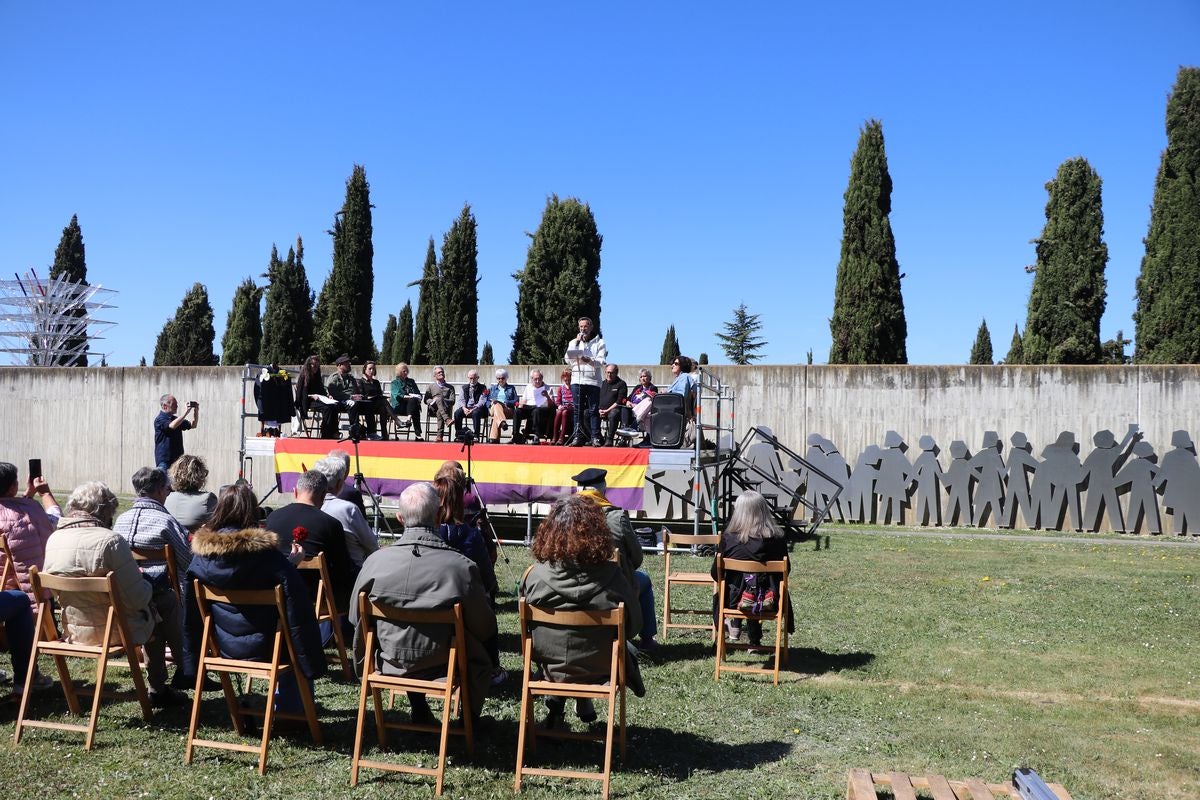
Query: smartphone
28,458,42,479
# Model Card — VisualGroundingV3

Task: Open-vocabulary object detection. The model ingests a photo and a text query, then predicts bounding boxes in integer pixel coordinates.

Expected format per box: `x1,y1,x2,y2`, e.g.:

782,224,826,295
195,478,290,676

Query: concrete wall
2,364,1196,515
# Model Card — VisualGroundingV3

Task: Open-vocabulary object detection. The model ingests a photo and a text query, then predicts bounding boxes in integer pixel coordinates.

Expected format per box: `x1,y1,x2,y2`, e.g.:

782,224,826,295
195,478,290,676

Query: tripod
458,430,508,564
343,423,394,536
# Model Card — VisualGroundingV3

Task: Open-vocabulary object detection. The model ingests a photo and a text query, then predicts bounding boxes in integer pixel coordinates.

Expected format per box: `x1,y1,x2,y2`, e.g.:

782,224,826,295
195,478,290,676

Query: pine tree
380,314,397,364
1005,324,1024,364
969,319,993,364
1021,158,1108,364
1101,330,1132,365
313,164,374,362
260,239,315,365
436,204,479,364
717,303,766,364
480,341,494,365
660,325,681,365
510,195,603,363
48,214,89,366
1134,67,1200,363
221,278,263,366
412,239,438,364
154,283,216,366
828,120,907,364
392,300,414,364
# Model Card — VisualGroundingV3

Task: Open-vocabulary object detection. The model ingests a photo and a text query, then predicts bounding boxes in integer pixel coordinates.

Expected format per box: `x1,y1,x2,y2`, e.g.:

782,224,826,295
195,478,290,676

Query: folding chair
184,580,323,775
661,530,719,640
714,555,789,685
350,594,474,795
296,552,353,679
514,598,627,800
13,567,153,750
130,542,181,605
0,533,17,590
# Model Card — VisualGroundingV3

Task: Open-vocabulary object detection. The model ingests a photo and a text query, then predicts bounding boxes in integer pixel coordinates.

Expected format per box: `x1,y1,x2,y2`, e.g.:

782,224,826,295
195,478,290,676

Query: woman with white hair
709,490,792,647
486,369,517,444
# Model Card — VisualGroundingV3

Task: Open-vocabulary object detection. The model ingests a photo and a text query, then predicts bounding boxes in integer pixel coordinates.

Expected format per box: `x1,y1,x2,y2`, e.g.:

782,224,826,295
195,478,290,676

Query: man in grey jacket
349,482,497,724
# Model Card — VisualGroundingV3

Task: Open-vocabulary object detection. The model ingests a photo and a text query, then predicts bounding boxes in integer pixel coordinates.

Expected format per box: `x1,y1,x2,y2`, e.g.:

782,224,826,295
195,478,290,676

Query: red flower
292,526,309,544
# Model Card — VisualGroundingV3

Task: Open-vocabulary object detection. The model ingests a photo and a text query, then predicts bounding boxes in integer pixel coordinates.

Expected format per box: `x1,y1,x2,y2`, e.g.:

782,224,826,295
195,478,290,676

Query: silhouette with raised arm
1080,424,1140,532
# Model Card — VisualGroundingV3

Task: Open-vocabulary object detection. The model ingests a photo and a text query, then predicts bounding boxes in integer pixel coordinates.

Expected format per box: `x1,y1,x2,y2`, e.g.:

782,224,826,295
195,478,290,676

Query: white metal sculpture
0,269,117,365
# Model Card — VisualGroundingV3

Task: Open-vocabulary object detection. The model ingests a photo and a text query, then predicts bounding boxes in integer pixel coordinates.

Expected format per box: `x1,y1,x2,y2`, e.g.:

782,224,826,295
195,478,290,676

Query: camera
187,401,198,408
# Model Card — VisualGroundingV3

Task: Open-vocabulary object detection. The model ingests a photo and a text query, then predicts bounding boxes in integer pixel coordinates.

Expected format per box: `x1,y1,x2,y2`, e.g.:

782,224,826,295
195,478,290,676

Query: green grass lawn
1,529,1197,799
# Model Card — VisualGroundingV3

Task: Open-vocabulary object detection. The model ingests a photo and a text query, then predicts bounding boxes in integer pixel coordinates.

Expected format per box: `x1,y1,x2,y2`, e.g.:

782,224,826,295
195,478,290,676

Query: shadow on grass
654,638,874,678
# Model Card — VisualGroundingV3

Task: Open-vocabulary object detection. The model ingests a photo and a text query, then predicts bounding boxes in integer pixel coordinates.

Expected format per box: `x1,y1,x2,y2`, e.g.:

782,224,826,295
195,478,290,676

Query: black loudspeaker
649,393,685,448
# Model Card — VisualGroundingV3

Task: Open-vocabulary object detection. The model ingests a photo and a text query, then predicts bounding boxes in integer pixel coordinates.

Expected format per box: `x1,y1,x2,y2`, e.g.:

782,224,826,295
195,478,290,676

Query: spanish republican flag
273,440,650,509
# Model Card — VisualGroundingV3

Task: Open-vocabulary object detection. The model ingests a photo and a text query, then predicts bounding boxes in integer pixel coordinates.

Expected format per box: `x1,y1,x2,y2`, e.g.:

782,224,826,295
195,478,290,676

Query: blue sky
1,2,1196,367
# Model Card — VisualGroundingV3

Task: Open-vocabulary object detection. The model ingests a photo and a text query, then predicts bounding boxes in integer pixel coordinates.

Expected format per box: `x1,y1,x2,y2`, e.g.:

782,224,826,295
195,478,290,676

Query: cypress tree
510,195,603,363
381,314,397,364
969,319,993,364
829,120,907,364
1005,324,1024,364
1134,67,1200,363
437,204,479,364
699,353,709,365
260,239,315,365
660,324,681,365
221,278,263,366
480,341,494,365
717,303,767,364
393,300,414,364
154,283,216,366
314,164,374,362
1021,158,1108,364
48,214,89,366
412,239,438,364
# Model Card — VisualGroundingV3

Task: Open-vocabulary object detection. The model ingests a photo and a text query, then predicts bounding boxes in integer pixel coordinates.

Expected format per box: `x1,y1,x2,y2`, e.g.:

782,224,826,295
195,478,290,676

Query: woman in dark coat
519,494,644,726
711,490,792,647
181,527,325,712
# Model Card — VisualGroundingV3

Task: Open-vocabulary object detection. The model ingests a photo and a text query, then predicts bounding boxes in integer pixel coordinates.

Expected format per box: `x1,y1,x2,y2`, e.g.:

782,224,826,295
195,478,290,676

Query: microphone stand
458,430,508,564
343,421,393,535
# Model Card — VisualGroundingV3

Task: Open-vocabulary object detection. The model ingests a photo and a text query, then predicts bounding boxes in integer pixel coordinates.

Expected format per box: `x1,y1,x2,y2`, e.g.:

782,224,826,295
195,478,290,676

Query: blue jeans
0,589,34,684
572,383,601,442
633,570,657,641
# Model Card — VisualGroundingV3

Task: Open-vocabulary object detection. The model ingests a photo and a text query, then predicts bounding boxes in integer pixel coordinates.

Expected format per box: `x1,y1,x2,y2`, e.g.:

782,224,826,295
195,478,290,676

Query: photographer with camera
154,394,199,472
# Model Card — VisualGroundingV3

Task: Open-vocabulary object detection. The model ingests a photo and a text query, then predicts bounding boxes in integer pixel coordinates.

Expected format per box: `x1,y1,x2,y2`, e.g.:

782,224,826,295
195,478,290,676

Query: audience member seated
710,490,792,647
327,355,371,437
296,355,339,439
424,366,456,443
199,483,264,534
181,525,325,714
486,369,518,444
0,461,60,607
389,363,425,441
1,588,51,696
513,369,555,444
359,360,399,440
518,494,645,726
434,461,492,562
44,481,185,708
453,369,488,440
628,370,658,434
552,368,575,446
327,449,366,516
264,470,357,616
349,482,497,726
573,468,659,653
312,456,377,567
164,455,217,534
598,364,633,447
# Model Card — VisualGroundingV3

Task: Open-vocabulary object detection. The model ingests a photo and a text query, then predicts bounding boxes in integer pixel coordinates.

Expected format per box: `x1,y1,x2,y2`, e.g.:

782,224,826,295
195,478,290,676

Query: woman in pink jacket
0,461,61,606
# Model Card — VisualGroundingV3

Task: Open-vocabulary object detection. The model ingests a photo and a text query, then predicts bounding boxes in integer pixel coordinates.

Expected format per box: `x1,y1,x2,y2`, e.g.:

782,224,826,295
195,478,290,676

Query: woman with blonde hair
165,455,217,533
710,490,791,646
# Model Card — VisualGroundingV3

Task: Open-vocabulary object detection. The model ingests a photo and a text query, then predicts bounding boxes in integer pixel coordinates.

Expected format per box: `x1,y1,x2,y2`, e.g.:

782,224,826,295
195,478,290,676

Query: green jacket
326,372,360,402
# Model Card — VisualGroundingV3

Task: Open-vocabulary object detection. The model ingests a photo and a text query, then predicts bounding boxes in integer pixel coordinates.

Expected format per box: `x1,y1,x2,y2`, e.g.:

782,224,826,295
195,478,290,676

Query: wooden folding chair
661,530,720,640
296,552,353,679
0,533,19,591
130,542,181,605
13,567,153,750
350,594,474,795
514,598,627,800
184,580,323,775
714,555,790,685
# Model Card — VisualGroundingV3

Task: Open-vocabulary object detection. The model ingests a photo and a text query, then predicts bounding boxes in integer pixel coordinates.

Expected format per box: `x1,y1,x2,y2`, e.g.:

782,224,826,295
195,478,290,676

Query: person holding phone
0,460,61,608
154,394,199,472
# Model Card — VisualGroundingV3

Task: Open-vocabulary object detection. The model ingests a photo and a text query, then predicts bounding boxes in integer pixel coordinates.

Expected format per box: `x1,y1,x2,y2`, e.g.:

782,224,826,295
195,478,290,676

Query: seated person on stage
551,367,575,446
518,494,646,727
312,456,378,568
296,355,339,439
424,366,456,443
598,364,633,447
667,355,699,403
628,369,658,433
358,360,399,440
389,362,424,441
349,482,498,727
453,369,489,440
326,354,370,438
512,369,555,445
486,369,518,444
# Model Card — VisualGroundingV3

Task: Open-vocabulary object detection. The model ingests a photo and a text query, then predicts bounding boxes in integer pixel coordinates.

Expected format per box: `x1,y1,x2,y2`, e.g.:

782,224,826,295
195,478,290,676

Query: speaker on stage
649,393,685,448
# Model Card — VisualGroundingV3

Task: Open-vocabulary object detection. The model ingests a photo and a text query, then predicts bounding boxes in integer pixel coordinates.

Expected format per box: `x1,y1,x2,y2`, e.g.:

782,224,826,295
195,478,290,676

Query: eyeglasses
672,361,680,366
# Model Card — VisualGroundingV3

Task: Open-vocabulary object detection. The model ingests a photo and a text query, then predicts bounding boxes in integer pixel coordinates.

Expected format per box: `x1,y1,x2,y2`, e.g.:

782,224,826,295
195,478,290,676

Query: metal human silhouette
969,431,1006,527
1002,431,1037,529
941,440,974,526
1115,440,1162,535
846,445,882,524
1154,430,1200,535
910,435,943,526
802,434,849,523
1079,425,1139,532
1032,432,1083,530
875,431,912,524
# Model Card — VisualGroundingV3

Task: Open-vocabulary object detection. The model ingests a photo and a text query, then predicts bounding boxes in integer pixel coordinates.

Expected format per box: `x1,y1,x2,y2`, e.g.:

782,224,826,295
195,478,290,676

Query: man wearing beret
326,355,370,439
